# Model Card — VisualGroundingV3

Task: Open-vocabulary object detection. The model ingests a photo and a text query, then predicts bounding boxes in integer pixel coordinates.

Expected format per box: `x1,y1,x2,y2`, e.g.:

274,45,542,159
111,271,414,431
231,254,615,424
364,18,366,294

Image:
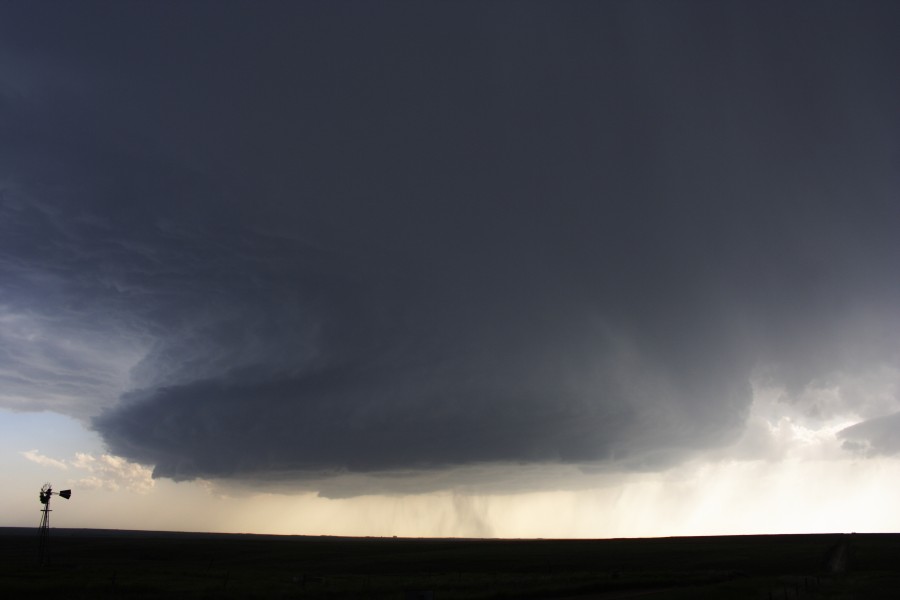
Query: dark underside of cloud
840,412,900,456
2,1,900,489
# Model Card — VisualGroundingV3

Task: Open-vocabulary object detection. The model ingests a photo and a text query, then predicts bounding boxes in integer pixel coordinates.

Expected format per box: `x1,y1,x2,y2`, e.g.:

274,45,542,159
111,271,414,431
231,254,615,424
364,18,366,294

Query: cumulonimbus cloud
2,2,900,494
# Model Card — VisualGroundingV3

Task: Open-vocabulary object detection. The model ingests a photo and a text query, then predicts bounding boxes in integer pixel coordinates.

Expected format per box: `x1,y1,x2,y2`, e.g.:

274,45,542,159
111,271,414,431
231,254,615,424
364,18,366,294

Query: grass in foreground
2,529,898,598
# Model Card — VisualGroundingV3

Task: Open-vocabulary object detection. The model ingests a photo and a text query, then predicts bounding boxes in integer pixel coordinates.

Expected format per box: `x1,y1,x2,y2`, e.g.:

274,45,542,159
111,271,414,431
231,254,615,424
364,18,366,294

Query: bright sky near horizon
2,1,900,537
6,380,900,537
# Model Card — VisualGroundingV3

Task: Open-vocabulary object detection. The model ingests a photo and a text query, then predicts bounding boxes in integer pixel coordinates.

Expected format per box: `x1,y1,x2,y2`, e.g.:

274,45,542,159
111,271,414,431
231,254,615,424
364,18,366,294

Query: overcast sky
2,1,900,536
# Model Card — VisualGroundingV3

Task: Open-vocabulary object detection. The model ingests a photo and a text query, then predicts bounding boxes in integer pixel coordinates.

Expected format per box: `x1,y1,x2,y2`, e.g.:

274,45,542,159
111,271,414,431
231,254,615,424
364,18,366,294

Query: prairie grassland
1,529,898,598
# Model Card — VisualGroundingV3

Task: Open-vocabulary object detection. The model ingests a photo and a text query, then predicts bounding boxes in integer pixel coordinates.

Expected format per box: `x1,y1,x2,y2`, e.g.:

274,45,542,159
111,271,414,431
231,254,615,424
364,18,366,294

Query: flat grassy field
2,528,898,598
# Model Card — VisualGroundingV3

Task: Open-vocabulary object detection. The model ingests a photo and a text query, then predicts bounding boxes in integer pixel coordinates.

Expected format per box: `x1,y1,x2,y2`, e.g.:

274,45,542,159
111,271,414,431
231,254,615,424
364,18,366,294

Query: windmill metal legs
38,505,51,566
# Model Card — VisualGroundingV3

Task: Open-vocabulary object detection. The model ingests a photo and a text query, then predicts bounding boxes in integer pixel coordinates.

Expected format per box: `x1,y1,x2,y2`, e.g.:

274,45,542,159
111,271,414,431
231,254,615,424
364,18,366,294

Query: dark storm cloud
840,413,900,456
2,1,900,487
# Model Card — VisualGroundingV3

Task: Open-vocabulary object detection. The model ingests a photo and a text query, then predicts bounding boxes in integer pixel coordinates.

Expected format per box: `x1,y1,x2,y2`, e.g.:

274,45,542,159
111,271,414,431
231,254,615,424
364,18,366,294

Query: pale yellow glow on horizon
171,456,900,539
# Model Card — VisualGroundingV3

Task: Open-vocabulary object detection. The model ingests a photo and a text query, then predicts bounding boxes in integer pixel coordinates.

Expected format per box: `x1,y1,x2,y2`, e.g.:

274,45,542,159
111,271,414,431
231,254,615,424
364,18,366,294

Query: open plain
2,528,900,598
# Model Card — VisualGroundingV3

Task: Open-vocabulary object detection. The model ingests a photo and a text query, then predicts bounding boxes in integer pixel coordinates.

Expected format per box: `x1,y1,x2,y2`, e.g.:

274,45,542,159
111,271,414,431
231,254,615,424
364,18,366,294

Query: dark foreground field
2,528,899,599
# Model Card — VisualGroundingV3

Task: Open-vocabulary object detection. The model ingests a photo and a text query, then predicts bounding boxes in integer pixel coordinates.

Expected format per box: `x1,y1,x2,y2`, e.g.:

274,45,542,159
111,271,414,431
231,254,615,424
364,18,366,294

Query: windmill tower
38,483,71,566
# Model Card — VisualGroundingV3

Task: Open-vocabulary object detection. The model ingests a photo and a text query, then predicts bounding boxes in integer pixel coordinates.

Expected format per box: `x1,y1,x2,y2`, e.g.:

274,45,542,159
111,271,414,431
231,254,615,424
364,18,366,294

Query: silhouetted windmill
38,483,71,566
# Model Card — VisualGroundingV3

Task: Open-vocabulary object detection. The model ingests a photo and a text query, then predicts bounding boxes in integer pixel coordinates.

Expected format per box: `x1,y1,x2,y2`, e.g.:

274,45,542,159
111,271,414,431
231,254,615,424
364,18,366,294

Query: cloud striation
2,1,900,492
